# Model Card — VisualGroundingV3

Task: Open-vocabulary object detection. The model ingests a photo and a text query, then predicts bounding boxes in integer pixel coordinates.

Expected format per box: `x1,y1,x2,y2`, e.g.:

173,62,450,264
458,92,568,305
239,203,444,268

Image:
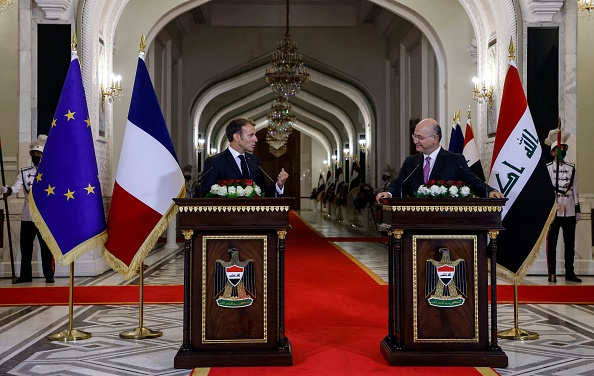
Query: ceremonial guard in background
1,135,54,283
545,129,581,283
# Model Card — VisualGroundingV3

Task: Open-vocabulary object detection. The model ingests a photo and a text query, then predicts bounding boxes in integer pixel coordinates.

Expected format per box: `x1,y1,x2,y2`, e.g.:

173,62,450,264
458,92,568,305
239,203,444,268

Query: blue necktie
239,155,250,179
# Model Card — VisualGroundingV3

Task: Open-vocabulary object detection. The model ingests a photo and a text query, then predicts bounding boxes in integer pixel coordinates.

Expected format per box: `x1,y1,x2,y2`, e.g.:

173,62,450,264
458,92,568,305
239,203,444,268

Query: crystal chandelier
265,0,310,98
579,0,594,13
266,97,295,157
0,0,15,14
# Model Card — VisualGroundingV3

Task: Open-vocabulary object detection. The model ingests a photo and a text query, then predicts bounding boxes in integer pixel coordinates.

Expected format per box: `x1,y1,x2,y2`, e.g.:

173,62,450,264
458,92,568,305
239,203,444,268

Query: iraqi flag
488,57,556,284
462,114,485,181
103,54,185,279
448,116,464,154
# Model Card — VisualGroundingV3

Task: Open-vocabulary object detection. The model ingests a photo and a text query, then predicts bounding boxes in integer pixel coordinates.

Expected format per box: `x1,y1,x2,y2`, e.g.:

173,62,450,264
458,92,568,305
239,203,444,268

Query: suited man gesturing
199,117,289,198
376,118,504,203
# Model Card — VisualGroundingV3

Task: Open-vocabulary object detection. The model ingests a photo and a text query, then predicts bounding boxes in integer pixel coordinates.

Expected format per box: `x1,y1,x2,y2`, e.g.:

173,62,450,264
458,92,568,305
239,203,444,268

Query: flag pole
0,137,17,283
120,263,163,339
48,263,92,341
497,283,539,340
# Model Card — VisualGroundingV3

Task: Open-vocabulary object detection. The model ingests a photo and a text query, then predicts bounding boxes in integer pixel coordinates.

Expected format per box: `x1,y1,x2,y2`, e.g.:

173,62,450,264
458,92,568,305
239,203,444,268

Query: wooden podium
173,198,293,368
379,198,508,367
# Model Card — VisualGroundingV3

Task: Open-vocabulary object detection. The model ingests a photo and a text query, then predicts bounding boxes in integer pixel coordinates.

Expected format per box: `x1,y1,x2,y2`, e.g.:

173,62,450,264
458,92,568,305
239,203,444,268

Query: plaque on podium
173,198,293,368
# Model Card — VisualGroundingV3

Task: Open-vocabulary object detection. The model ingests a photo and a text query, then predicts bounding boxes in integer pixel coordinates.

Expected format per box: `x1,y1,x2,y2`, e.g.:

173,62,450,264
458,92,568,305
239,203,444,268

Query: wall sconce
101,74,123,109
331,154,337,164
209,147,218,156
472,77,494,110
343,144,351,159
579,0,594,14
197,138,205,153
358,135,367,153
323,160,329,168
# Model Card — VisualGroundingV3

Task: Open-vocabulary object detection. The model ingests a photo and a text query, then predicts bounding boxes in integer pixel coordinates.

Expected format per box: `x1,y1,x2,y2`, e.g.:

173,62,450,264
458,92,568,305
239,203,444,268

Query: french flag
488,56,556,284
462,115,485,181
103,54,185,279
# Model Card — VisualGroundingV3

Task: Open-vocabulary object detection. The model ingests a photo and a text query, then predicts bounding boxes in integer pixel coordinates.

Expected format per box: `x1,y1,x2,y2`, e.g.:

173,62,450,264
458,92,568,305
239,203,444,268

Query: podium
379,198,508,367
173,198,293,368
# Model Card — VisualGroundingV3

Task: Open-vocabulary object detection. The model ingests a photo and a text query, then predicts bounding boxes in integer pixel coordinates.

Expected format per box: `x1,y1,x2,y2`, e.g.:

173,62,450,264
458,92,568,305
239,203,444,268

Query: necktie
423,156,431,184
239,154,250,179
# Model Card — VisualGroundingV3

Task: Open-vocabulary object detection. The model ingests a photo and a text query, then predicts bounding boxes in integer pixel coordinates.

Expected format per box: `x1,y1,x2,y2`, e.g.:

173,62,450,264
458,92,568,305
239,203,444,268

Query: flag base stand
119,327,162,339
496,283,539,340
48,329,92,341
48,263,93,342
119,263,162,340
497,327,538,340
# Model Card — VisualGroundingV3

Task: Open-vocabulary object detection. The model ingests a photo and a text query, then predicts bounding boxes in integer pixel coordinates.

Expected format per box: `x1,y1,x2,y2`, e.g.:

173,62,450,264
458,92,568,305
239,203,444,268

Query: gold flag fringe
494,201,557,285
28,191,107,265
102,185,186,280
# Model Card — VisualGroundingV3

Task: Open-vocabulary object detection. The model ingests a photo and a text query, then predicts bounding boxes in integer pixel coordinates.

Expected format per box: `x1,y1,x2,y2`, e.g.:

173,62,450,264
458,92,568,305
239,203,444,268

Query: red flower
219,180,228,186
244,179,254,186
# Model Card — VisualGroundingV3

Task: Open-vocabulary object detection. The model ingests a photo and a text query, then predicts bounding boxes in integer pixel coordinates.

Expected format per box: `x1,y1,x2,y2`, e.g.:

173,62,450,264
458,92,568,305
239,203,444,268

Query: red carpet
0,284,183,306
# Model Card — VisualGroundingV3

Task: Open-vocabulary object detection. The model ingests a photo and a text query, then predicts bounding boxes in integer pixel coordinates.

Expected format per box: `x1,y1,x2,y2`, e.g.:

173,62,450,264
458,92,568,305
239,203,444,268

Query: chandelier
265,0,310,98
0,0,15,14
266,97,295,157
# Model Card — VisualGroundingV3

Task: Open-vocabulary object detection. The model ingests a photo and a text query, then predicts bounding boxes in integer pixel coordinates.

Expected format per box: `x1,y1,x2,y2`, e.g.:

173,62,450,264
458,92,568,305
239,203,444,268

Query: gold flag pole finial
508,37,515,61
140,32,146,55
467,105,471,121
457,109,461,123
71,31,77,53
452,112,456,124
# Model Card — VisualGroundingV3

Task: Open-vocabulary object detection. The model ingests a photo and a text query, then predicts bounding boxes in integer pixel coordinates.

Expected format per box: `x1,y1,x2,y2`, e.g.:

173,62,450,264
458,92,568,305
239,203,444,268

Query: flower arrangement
415,180,474,198
206,179,263,198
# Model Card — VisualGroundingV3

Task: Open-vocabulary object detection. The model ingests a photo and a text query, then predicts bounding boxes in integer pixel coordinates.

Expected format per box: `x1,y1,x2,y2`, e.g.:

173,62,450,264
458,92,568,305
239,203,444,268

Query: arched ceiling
153,0,409,158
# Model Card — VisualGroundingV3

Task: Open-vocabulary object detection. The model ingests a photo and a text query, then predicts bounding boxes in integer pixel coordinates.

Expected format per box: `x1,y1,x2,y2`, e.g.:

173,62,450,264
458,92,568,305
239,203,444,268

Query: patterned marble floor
0,209,593,375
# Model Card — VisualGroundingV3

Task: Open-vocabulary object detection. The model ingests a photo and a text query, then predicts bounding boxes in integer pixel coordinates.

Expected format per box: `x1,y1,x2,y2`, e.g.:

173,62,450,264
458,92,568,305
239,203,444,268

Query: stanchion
119,263,162,339
48,263,92,341
497,283,539,340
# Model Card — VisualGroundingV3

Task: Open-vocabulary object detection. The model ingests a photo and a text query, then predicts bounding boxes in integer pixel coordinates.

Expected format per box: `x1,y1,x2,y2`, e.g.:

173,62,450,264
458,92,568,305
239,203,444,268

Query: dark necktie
423,156,431,184
239,154,250,179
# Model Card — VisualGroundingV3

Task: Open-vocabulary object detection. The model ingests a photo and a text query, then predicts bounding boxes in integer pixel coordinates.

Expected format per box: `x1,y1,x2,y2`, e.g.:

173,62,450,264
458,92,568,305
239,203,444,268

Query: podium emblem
214,248,256,308
425,248,467,308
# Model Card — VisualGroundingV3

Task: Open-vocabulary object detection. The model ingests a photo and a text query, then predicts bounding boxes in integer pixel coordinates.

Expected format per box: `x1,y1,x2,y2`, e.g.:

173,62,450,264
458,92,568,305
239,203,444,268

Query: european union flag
29,53,107,265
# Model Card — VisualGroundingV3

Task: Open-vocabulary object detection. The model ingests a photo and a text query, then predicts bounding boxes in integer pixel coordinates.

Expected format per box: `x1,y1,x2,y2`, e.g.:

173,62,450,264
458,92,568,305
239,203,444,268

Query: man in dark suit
199,117,289,198
376,118,505,202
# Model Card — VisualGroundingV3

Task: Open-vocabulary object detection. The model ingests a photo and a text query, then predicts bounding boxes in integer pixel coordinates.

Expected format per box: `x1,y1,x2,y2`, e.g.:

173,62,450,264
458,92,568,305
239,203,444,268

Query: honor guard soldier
1,135,55,283
545,129,581,283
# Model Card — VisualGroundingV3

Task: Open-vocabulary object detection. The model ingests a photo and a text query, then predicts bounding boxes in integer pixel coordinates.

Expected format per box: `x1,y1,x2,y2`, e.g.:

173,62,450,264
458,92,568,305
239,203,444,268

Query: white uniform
546,161,579,216
4,166,37,221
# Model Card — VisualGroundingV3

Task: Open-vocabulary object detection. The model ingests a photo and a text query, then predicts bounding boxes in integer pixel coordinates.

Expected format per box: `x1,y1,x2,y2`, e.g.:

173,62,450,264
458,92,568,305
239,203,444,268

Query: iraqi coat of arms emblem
425,248,467,307
213,248,256,308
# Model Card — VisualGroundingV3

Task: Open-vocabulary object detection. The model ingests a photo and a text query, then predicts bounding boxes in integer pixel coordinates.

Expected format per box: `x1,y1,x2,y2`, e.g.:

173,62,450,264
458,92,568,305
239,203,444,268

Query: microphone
193,166,214,197
258,165,276,183
198,166,214,180
458,164,488,198
400,164,420,198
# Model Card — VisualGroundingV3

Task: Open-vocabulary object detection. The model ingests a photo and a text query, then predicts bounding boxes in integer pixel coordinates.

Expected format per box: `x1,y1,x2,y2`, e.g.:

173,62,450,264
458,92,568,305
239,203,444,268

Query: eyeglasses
411,134,437,141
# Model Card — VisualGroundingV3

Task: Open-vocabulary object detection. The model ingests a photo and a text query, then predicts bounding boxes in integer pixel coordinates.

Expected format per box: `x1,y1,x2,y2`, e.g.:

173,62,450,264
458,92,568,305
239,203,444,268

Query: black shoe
548,274,556,283
565,274,582,283
46,278,55,283
14,277,32,284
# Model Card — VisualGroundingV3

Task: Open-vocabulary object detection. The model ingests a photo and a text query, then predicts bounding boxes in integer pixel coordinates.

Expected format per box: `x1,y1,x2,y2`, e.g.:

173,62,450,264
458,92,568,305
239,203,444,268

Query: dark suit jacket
199,148,277,198
385,148,494,198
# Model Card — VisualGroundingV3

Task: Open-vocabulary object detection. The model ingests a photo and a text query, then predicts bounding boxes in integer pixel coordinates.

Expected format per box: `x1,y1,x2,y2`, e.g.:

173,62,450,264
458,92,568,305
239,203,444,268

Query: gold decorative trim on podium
179,205,290,213
412,234,479,343
201,235,268,344
384,205,503,213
